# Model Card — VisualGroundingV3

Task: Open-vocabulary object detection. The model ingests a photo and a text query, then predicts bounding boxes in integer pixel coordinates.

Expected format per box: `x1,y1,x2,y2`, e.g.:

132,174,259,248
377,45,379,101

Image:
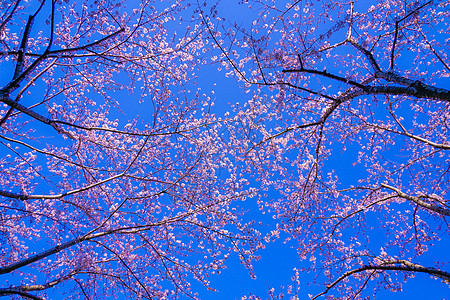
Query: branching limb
348,39,450,101
0,94,72,136
246,86,342,154
347,38,381,73
198,5,252,85
308,193,396,256
0,136,150,201
390,1,432,70
312,260,450,300
285,38,450,103
417,29,450,72
0,198,220,275
318,1,354,52
0,3,123,127
245,121,321,155
360,110,450,150
0,289,43,300
0,235,84,275
277,81,337,101
282,66,366,90
0,270,77,294
381,183,450,216
0,151,204,275
0,28,125,59
2,0,52,94
0,1,50,125
0,58,58,126
12,1,45,81
0,1,21,36
92,240,153,299
0,133,111,171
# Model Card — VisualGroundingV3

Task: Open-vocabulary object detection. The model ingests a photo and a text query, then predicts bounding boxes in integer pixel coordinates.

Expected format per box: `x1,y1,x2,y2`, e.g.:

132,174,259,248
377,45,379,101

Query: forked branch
283,39,450,103
390,1,432,70
381,183,450,217
0,290,43,300
312,260,450,300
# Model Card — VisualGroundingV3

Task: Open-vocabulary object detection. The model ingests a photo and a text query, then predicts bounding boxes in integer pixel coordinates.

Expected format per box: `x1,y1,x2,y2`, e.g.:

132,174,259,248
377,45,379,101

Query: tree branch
0,94,72,136
390,1,432,70
312,260,450,299
2,0,48,94
0,270,76,294
381,183,450,216
0,289,43,300
92,240,153,299
0,178,229,277
0,58,58,127
282,67,366,90
0,1,21,36
348,38,381,73
286,39,450,103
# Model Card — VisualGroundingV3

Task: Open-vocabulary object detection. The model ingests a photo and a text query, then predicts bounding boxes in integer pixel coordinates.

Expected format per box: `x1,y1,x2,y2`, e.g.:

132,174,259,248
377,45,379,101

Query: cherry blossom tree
0,1,264,299
2,0,450,299
201,0,450,298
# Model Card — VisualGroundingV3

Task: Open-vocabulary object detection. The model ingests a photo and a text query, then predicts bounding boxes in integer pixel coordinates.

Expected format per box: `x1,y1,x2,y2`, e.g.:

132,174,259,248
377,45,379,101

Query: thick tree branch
390,1,432,70
285,39,450,103
0,189,28,200
0,1,21,35
0,236,84,275
381,183,450,216
0,201,216,275
0,151,205,275
348,38,381,73
2,0,49,94
283,67,366,89
0,270,76,296
368,84,450,101
0,290,43,300
0,94,71,136
312,260,450,300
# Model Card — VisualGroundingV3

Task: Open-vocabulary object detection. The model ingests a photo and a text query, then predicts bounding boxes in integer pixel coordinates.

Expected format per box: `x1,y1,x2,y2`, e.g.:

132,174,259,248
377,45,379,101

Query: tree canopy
1,0,449,299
